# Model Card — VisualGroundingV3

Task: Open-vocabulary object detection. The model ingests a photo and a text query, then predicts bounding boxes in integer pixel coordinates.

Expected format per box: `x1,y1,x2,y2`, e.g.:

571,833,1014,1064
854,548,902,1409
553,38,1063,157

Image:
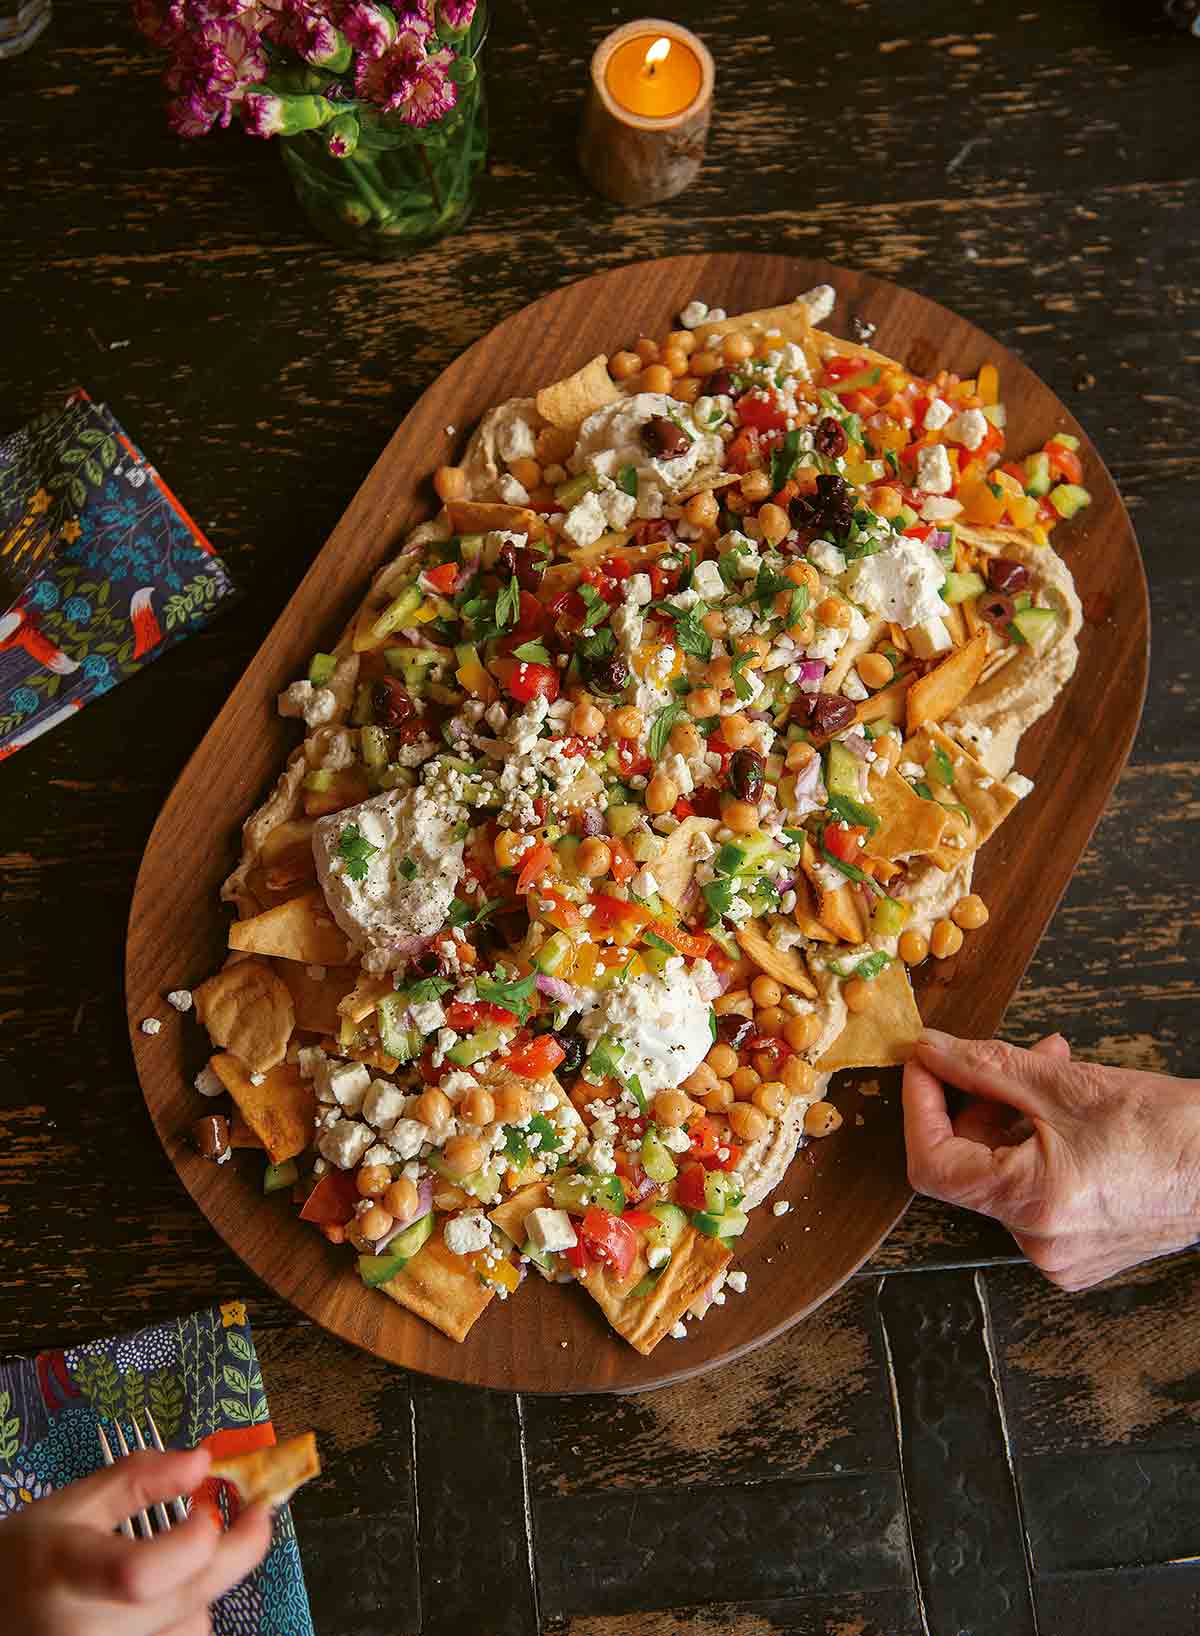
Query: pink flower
354,35,422,109
341,1,393,58
439,0,475,29
166,87,223,135
395,48,456,125
240,89,287,136
131,0,180,45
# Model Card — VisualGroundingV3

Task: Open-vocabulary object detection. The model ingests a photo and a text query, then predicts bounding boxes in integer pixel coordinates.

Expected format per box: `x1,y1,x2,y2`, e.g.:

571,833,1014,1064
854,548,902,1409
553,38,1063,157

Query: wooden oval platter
126,255,1148,1394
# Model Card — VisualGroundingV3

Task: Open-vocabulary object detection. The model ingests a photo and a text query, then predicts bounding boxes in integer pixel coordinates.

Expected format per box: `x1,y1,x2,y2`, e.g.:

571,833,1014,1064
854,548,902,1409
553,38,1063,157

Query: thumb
914,1030,1068,1123
1032,1033,1071,1062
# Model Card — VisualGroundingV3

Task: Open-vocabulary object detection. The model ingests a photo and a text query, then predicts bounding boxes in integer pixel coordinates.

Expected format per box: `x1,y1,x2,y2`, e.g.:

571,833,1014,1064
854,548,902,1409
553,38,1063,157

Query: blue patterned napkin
0,389,237,759
0,1302,315,1636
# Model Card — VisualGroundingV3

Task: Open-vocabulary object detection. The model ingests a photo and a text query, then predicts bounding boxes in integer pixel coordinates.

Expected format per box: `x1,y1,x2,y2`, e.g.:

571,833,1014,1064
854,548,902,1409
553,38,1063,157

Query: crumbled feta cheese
140,1017,161,1036
647,1245,672,1270
905,616,954,659
800,284,835,323
661,1124,692,1153
946,407,988,450
317,1118,374,1170
773,1200,791,1217
329,1061,371,1114
842,670,869,702
923,397,953,431
630,866,660,900
899,761,926,781
445,1212,493,1256
670,1320,688,1340
440,1070,477,1102
194,1065,224,1098
562,489,607,548
409,998,446,1034
363,1080,407,1130
526,1207,577,1254
808,538,846,577
916,443,953,495
388,1118,430,1161
497,473,530,505
627,572,653,606
496,412,537,464
166,988,193,1013
278,679,337,729
679,299,709,329
588,1138,617,1175
1004,770,1035,799
692,558,726,601
846,538,950,628
726,1270,748,1294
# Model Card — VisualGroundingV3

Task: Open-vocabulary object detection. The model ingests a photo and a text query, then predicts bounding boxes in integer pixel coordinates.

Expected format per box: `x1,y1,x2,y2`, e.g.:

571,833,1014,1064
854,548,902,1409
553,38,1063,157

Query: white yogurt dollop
570,393,723,509
580,959,714,1096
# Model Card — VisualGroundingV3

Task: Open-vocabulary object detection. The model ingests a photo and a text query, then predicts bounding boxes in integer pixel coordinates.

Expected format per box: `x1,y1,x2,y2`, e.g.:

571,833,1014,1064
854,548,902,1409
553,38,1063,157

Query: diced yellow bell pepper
455,658,497,700
1007,494,1039,529
471,1251,521,1294
410,600,439,625
958,478,1007,527
977,363,1000,406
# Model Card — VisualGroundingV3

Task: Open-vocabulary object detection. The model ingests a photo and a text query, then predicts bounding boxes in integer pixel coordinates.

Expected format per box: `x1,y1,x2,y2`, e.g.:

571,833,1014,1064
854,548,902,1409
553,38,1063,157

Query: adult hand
0,1447,273,1636
903,1028,1200,1290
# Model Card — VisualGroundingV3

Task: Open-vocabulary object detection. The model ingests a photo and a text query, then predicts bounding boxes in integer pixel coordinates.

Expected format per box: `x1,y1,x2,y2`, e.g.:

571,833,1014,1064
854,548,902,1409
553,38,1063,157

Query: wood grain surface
2,0,1197,1629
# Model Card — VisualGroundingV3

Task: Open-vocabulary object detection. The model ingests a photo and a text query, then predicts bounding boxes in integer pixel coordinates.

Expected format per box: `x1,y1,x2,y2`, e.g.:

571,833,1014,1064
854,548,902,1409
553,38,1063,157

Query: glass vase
280,6,488,258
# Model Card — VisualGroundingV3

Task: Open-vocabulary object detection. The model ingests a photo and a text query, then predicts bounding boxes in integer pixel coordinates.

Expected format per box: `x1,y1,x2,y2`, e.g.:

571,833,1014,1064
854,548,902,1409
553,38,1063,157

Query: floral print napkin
0,1302,315,1636
0,389,237,758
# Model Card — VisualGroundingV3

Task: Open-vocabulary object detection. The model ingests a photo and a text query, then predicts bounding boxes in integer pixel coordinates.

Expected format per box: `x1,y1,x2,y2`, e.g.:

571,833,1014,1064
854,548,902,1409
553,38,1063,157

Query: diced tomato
445,999,518,1032
588,893,651,931
735,392,788,435
563,1237,590,1270
824,824,867,863
614,741,650,780
648,562,678,599
706,731,734,771
602,554,633,581
607,836,636,884
423,560,459,594
516,840,555,895
507,662,560,705
549,588,586,624
902,522,933,542
822,355,867,386
645,919,712,960
417,1044,442,1084
676,1161,708,1212
674,786,721,820
502,1034,565,1079
579,1207,637,1280
536,886,582,931
621,1209,660,1232
299,1170,359,1226
710,1140,743,1172
1046,441,1083,485
1036,497,1059,526
616,1114,650,1147
840,390,878,415
687,1116,721,1163
725,428,760,473
580,565,622,604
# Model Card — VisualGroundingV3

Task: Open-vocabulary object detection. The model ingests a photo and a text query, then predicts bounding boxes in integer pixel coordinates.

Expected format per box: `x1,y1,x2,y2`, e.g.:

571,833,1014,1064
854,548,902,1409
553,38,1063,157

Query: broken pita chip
275,962,357,1035
816,959,923,1071
810,673,911,744
535,354,621,430
229,890,352,967
736,920,817,998
576,1226,731,1355
653,815,719,908
906,725,1020,866
865,763,949,861
698,297,819,350
789,872,836,943
488,1182,559,1276
824,614,886,695
228,1111,265,1149
208,1054,315,1164
377,1223,495,1343
193,960,295,1075
210,1432,320,1511
817,881,868,944
445,499,545,542
318,1036,400,1074
906,630,988,735
336,971,395,1024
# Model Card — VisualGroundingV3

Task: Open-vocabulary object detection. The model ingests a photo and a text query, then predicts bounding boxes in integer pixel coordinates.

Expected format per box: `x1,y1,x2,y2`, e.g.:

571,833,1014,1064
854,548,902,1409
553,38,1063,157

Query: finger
51,1507,221,1607
952,1095,1032,1149
163,1504,274,1625
49,1448,211,1530
1032,1033,1071,1062
914,1029,1064,1120
160,1615,212,1636
903,1058,1040,1212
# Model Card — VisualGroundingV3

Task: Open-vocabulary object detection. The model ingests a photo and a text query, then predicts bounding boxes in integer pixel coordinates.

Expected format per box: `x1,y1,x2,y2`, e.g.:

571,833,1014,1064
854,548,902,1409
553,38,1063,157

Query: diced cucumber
376,764,417,791
1009,607,1059,649
550,1171,624,1215
942,570,987,605
554,835,580,877
825,740,864,801
871,896,910,938
376,994,421,1063
692,1207,749,1240
446,1025,505,1067
606,804,642,839
263,1158,298,1194
1023,451,1052,496
308,652,337,687
715,841,748,876
895,503,919,530
303,768,334,793
703,1171,736,1215
369,584,423,642
385,646,444,695
1051,432,1080,450
641,1129,678,1185
361,725,390,771
520,1238,555,1273
554,472,597,507
1012,591,1033,613
647,1201,688,1247
357,1211,434,1286
534,930,575,976
630,1270,664,1299
1049,482,1091,519
352,682,375,726
629,831,659,864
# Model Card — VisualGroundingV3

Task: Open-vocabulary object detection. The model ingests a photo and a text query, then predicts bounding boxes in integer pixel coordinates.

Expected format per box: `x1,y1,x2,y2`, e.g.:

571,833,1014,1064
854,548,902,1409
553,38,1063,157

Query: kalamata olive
190,1113,230,1161
813,416,848,459
704,369,736,398
987,557,1030,595
551,1029,586,1075
497,539,544,593
809,695,857,737
641,416,693,459
372,677,414,727
979,593,1016,631
792,473,854,539
729,747,765,803
582,652,630,695
412,947,450,979
715,1013,754,1050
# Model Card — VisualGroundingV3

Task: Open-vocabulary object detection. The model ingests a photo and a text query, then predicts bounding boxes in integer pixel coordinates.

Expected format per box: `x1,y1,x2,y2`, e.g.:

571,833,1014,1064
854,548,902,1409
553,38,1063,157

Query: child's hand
0,1447,273,1636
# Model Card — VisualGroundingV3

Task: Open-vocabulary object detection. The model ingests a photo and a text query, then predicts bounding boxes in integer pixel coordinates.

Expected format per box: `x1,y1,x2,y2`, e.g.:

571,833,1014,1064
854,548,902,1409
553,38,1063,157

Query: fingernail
918,1027,956,1051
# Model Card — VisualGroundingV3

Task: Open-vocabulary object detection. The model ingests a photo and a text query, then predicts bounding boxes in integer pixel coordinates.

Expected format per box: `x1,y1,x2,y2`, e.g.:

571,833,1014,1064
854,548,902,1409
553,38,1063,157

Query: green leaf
83,457,104,487
527,1112,562,1157
226,1331,253,1362
148,1370,185,1445
579,583,610,633
70,477,87,509
786,583,810,628
647,702,681,761
222,1364,249,1394
642,929,676,955
397,856,417,880
219,1397,252,1424
731,648,756,702
577,625,615,659
830,949,892,982
825,792,881,835
618,464,639,497
476,969,537,1021
495,575,521,631
927,745,955,787
753,561,792,612
770,427,804,491
401,975,453,1005
671,609,713,661
337,824,378,882
60,445,84,466
512,640,550,664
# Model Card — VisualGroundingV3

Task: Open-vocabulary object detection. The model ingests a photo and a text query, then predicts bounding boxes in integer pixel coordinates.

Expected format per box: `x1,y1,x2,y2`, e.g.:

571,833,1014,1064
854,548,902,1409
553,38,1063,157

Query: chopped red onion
535,972,579,1007
373,1176,434,1252
928,529,953,553
797,659,827,683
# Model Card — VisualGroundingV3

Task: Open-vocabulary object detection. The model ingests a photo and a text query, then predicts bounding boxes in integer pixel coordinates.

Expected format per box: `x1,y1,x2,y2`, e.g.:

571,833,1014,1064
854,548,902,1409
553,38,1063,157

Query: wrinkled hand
903,1029,1200,1290
0,1448,273,1636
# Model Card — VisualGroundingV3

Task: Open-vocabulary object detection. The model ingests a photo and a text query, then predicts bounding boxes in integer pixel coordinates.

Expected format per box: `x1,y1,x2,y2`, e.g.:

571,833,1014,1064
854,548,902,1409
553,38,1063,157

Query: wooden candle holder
578,19,715,206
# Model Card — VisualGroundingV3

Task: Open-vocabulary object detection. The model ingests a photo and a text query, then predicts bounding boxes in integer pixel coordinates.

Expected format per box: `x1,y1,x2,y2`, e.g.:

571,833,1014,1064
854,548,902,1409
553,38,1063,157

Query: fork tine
131,1416,173,1532
144,1407,190,1524
97,1424,135,1540
114,1422,154,1540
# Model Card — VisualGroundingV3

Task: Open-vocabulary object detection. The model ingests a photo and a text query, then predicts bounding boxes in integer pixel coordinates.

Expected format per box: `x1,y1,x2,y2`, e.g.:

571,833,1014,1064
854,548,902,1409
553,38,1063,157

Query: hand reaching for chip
0,1447,272,1636
903,1029,1200,1290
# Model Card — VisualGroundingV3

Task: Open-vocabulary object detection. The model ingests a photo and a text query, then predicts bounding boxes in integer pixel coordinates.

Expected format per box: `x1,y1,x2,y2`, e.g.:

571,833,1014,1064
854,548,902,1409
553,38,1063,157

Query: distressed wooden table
2,3,1198,1632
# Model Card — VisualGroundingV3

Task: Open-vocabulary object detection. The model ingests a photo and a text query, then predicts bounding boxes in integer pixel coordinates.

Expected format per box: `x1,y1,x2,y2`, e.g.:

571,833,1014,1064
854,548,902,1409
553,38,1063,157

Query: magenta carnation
240,89,286,136
439,0,475,29
354,35,422,109
166,87,223,135
395,50,456,125
341,2,392,57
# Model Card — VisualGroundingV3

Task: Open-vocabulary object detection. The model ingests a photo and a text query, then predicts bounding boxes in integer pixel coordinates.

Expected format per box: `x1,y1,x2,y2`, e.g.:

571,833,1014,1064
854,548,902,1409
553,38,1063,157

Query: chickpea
508,457,542,491
755,1005,786,1037
433,465,468,502
754,1081,790,1118
415,1088,452,1127
673,376,702,404
728,1102,770,1142
788,613,817,646
701,609,727,637
857,651,894,691
757,502,791,546
898,930,929,966
740,469,772,503
739,513,761,541
383,1176,419,1220
702,1082,735,1113
635,337,660,364
543,463,567,486
462,1087,496,1126
570,701,604,737
607,705,643,740
952,894,990,931
721,714,757,750
535,425,575,464
645,774,679,815
357,1203,394,1241
731,1066,761,1099
687,686,720,719
786,561,821,595
931,919,965,959
641,363,673,395
706,656,733,689
785,740,816,772
576,837,613,878
670,719,702,757
722,799,759,835
493,1084,533,1123
782,1055,817,1096
843,978,873,1013
684,490,720,530
689,348,721,377
655,1088,691,1128
706,1042,739,1078
872,485,903,519
666,328,697,355
750,975,783,1009
722,332,755,364
724,489,746,517
714,989,753,1018
874,729,902,765
735,632,771,666
356,1164,392,1198
783,1013,821,1052
440,1134,486,1180
753,1049,779,1078
816,596,852,629
662,345,690,378
609,349,642,382
804,1101,843,1138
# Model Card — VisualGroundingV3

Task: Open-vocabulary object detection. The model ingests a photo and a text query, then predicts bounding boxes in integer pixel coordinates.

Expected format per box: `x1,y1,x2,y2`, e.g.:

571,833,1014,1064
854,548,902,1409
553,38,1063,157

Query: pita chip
377,1223,496,1343
210,1433,320,1511
535,355,620,430
736,920,818,998
817,959,923,1071
445,499,546,542
229,890,352,967
193,960,295,1075
906,725,1020,867
576,1226,731,1355
276,962,358,1035
652,815,719,908
865,763,949,862
208,1054,315,1164
906,631,988,736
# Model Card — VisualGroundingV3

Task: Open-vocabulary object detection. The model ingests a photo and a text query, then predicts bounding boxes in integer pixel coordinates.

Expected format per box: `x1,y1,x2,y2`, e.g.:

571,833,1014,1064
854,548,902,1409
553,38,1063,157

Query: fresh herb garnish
701,877,736,924
396,856,418,880
884,450,900,476
914,781,935,802
826,792,881,835
579,583,610,633
830,950,892,982
731,647,756,702
626,1074,648,1115
577,625,616,659
642,929,676,955
818,826,885,896
786,582,810,629
674,548,698,594
476,969,537,1021
647,701,682,760
927,745,955,787
512,639,551,664
618,464,639,497
337,824,378,882
495,575,521,631
770,427,804,492
586,1036,625,1080
402,975,453,1005
753,561,792,612
671,607,713,661
447,894,505,928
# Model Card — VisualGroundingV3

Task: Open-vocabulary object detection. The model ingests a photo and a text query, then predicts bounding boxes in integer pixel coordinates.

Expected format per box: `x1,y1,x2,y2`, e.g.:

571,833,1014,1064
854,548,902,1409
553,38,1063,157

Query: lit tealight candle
578,19,715,205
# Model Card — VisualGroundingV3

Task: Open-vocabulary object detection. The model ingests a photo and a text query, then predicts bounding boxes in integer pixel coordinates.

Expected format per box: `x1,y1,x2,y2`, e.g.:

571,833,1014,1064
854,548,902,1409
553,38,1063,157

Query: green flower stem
343,155,395,224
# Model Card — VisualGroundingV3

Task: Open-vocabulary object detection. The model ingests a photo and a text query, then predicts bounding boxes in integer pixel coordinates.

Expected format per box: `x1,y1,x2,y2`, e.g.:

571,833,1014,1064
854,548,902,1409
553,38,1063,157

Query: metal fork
97,1407,191,1539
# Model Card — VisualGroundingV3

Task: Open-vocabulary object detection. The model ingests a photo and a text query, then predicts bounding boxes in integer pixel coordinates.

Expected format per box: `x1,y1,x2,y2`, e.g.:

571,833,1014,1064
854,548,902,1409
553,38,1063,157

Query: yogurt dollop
580,959,714,1096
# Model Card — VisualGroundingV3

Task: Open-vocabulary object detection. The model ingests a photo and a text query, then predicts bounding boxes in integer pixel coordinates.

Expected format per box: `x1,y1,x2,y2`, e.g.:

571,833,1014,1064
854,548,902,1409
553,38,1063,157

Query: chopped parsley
753,561,792,612
495,574,521,631
786,582,810,628
731,647,756,702
512,639,551,664
647,701,682,760
577,624,616,659
927,744,955,787
396,856,417,880
770,427,804,491
825,792,881,835
401,975,453,1004
337,824,378,882
447,894,505,928
476,969,537,1022
671,606,713,661
579,583,610,633
618,464,639,497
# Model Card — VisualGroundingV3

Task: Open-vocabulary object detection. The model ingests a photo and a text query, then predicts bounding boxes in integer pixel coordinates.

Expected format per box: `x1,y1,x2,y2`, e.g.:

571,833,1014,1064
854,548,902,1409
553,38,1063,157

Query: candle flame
643,35,671,72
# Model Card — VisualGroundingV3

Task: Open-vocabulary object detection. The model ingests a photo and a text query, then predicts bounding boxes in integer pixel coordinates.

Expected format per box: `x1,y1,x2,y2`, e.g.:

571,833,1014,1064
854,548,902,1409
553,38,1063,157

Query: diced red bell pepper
735,392,788,435
516,840,555,895
840,390,879,415
517,589,547,635
563,1237,590,1270
508,662,560,705
725,429,760,473
579,1207,638,1280
822,355,868,386
1046,441,1083,485
299,1170,359,1226
645,919,712,960
502,1034,565,1079
536,886,583,931
901,521,933,542
824,824,867,863
706,731,734,772
445,999,518,1032
607,836,636,884
614,741,650,780
648,562,678,599
686,1116,721,1164
621,1209,660,1233
602,554,633,581
676,1161,708,1212
674,787,721,820
588,894,652,939
423,560,459,594
710,1140,743,1172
